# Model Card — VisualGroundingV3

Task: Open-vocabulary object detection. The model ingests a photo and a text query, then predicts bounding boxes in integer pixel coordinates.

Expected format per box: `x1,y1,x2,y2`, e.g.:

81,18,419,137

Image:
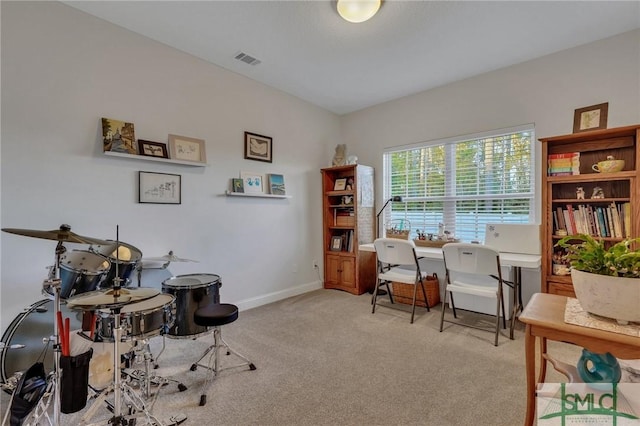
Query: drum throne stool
190,303,256,406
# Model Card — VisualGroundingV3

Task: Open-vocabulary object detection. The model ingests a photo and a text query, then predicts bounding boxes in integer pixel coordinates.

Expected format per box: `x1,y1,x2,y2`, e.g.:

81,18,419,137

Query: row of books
548,152,580,176
553,202,631,239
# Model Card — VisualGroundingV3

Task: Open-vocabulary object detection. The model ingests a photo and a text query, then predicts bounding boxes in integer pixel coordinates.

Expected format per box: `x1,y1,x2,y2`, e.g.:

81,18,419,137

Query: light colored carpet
1,289,581,425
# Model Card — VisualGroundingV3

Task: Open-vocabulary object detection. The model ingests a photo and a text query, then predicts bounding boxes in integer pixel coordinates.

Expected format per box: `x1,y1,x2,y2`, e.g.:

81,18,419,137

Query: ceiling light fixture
336,0,382,23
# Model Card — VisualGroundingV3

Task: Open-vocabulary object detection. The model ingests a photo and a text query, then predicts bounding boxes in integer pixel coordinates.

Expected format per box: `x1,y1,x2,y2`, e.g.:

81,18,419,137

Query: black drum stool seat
190,303,256,406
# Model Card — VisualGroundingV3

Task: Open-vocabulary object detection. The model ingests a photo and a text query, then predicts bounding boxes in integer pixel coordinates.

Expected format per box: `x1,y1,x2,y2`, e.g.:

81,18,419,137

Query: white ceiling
63,1,640,115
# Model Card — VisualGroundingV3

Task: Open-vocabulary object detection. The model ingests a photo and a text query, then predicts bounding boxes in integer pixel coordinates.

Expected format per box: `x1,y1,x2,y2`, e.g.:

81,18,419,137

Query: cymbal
2,225,109,245
66,287,160,310
142,251,198,263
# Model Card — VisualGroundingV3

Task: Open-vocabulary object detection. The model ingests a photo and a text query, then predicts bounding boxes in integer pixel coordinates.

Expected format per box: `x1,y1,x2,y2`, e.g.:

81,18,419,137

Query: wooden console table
519,293,640,426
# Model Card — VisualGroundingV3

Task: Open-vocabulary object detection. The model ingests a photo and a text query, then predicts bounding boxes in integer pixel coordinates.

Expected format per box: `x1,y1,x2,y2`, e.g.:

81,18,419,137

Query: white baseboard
235,280,323,311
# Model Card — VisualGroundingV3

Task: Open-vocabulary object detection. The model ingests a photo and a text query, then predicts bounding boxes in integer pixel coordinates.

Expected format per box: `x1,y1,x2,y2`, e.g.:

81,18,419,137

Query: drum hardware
2,225,110,246
136,251,198,287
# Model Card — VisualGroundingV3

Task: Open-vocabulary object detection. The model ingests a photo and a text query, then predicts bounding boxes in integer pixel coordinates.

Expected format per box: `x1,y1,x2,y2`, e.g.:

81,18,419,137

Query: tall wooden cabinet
539,124,640,296
321,164,376,295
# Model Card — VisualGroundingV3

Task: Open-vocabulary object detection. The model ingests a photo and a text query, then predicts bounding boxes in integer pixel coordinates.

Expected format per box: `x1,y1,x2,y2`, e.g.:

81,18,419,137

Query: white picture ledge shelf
225,191,291,199
105,151,207,167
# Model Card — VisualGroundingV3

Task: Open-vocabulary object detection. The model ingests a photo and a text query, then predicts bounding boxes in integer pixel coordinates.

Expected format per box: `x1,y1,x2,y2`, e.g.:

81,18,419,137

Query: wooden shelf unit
539,124,640,297
321,164,376,295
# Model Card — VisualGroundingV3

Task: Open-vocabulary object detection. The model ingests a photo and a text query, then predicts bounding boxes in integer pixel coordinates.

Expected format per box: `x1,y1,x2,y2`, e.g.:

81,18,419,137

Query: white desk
359,243,541,269
359,242,541,337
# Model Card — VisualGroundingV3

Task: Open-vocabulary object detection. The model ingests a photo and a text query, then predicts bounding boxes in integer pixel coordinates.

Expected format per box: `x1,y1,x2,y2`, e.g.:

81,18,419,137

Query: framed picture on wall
102,117,137,155
139,171,181,204
573,102,608,133
138,140,169,158
168,134,207,163
244,132,272,163
240,171,263,194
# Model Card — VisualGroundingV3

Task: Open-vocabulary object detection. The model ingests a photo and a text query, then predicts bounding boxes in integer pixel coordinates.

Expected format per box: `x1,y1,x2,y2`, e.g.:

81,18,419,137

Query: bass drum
0,299,81,383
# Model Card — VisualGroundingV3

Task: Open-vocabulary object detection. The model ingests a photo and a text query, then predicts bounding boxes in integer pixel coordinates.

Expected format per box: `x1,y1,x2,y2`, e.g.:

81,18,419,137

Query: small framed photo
268,174,286,195
168,134,206,163
139,171,181,204
232,178,244,193
573,102,608,133
334,178,347,191
137,140,169,158
330,236,343,251
102,117,137,154
240,171,263,194
244,132,272,163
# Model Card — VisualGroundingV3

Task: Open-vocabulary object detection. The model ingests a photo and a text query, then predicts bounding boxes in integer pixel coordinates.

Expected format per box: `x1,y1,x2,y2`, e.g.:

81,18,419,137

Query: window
383,124,535,242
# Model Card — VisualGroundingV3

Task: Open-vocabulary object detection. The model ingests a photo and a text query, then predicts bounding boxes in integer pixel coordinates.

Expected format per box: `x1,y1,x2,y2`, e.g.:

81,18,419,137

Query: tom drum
57,250,111,299
90,241,142,289
161,274,221,338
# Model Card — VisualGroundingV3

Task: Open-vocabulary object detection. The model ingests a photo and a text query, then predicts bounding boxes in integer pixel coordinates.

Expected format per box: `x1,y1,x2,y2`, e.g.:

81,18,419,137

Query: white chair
372,238,431,323
439,243,512,346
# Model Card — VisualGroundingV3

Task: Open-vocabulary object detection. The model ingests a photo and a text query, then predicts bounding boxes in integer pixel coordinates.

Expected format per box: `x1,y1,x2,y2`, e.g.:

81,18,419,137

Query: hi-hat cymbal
66,287,160,310
2,224,109,245
142,251,198,263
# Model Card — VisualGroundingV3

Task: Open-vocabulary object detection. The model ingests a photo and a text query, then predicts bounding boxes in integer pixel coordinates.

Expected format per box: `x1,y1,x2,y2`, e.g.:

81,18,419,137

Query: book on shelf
624,203,631,238
548,152,580,176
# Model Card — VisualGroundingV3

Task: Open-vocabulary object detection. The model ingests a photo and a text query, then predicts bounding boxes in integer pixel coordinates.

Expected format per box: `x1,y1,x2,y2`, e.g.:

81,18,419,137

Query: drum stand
122,338,186,400
18,241,68,426
80,306,163,426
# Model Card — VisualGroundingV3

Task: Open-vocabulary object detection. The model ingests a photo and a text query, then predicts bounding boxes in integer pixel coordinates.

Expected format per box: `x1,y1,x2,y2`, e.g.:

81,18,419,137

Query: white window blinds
383,125,535,242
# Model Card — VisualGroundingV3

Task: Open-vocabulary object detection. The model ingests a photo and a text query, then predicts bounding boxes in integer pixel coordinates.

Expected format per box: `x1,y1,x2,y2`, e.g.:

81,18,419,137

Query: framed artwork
244,131,272,163
573,102,608,133
138,140,169,158
232,178,244,193
139,171,181,204
330,236,343,251
268,174,286,195
168,134,207,163
240,172,263,194
102,117,137,155
334,178,347,191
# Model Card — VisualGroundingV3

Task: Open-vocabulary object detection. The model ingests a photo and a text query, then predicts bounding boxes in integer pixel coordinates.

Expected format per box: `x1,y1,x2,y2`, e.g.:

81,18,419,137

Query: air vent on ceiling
234,52,261,66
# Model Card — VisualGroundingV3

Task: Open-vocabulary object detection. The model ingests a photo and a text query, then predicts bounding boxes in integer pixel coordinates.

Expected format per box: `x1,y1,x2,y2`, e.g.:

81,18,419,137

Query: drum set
0,225,220,426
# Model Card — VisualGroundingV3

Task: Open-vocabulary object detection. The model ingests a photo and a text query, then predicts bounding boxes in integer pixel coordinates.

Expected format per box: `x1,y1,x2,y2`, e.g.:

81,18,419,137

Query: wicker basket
391,273,440,307
413,238,459,248
385,219,410,240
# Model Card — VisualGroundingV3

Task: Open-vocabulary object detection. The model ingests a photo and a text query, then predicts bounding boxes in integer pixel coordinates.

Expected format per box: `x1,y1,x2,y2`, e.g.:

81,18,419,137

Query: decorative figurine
591,186,605,199
332,144,347,166
345,177,354,191
576,187,585,200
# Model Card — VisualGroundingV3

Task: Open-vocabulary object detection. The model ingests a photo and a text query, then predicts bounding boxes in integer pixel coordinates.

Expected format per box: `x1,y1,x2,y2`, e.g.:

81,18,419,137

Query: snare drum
58,250,111,299
96,293,175,342
162,274,221,338
90,241,142,289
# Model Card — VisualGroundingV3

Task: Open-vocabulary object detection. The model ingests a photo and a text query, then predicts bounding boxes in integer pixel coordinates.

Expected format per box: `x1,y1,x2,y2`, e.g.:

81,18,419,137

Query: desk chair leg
371,279,394,311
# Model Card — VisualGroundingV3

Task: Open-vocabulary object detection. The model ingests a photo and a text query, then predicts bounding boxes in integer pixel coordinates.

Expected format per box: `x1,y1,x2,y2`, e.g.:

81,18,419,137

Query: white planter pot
571,269,640,325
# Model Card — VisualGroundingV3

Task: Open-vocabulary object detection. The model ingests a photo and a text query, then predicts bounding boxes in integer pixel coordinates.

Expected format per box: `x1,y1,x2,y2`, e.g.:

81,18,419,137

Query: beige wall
340,29,640,302
0,1,338,330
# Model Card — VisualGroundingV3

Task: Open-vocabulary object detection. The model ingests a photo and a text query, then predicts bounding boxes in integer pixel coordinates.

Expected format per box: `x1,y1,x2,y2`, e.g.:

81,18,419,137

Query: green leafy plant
556,234,640,278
